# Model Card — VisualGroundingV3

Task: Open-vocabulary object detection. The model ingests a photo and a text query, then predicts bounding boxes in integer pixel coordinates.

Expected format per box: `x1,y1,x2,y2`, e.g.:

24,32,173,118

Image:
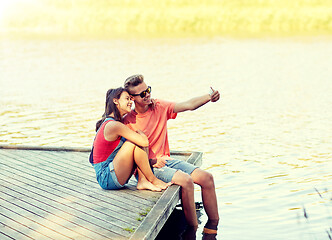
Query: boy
123,74,220,235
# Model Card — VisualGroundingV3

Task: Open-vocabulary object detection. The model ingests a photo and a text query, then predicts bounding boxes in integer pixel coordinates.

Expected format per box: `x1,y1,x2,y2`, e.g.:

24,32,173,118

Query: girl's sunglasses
131,86,151,98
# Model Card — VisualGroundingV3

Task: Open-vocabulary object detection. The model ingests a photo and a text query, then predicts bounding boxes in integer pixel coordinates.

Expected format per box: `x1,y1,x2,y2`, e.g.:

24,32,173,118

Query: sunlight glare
0,0,34,20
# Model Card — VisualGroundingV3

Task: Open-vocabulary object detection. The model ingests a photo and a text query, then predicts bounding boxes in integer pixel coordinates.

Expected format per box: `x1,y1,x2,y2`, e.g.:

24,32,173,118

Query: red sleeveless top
92,119,121,164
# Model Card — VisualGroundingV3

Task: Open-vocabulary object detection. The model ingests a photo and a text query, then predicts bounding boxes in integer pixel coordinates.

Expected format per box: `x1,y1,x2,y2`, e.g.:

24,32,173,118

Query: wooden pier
0,145,202,240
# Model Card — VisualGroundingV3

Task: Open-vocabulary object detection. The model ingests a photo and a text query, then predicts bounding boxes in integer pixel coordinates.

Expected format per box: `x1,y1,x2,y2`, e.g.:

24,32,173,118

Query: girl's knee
124,142,144,156
122,141,136,149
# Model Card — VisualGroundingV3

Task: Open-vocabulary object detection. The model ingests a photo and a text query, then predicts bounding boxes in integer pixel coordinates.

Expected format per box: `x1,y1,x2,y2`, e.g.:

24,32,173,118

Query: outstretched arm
173,88,220,113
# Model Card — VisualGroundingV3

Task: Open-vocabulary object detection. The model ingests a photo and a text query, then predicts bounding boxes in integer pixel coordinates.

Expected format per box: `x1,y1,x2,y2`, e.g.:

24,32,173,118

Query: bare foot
152,178,172,190
137,178,162,192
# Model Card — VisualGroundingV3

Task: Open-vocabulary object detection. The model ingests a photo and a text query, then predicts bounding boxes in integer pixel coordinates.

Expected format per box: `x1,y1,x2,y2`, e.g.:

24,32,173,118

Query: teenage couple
90,74,220,234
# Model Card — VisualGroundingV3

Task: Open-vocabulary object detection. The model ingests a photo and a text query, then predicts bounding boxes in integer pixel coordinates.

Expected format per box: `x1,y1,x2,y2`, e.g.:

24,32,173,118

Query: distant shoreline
0,0,331,39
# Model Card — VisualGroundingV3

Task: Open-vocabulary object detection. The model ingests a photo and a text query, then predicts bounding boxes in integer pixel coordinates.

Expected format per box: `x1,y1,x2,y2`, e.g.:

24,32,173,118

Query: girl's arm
104,121,149,147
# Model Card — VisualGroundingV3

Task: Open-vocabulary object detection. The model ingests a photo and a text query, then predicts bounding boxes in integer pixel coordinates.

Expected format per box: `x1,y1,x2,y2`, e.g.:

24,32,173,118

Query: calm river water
1,37,331,239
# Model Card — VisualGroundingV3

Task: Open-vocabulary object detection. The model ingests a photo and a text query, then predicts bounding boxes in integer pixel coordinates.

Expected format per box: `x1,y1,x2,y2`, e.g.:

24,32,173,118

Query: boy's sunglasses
131,86,151,98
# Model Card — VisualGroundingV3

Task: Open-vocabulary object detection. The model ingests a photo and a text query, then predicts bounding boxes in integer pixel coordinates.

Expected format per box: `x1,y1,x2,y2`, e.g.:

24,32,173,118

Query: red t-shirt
92,119,121,164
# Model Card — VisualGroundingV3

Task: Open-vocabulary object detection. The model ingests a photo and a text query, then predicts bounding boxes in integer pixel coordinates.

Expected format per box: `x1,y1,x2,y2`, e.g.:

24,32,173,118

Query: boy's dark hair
124,74,144,94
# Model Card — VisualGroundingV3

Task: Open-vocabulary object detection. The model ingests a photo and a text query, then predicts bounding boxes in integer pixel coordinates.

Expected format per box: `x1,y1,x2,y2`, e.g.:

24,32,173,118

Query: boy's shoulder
154,99,175,108
123,110,136,123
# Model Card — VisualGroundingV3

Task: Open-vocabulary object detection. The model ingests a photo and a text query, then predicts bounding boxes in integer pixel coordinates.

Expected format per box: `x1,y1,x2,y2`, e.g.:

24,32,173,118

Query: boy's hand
209,87,220,102
149,98,156,110
153,156,174,168
136,129,147,137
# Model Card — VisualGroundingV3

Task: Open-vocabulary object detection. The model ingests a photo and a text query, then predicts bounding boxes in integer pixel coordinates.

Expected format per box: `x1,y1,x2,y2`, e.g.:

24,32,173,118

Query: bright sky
0,0,34,20
0,0,16,20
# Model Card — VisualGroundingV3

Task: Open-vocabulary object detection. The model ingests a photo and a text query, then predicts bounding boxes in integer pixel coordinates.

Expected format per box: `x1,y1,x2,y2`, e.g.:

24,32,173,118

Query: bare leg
135,146,163,191
133,145,171,190
112,141,169,190
191,168,219,232
136,169,162,191
182,225,198,240
134,146,162,191
171,171,198,227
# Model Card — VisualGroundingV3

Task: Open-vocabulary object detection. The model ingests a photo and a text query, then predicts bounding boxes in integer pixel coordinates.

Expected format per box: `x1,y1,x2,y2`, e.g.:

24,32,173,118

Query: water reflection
1,38,332,239
156,208,215,240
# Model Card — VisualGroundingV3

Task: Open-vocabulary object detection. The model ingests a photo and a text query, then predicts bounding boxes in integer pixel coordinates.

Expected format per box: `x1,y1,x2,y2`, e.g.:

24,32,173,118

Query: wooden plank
5,147,158,201
0,175,139,233
14,149,153,204
0,150,154,210
0,153,137,239
19,149,163,203
0,198,74,240
1,148,183,207
0,144,90,152
0,180,125,240
0,212,47,240
0,220,34,240
0,196,96,240
0,146,203,240
0,148,156,238
0,154,142,231
0,178,120,239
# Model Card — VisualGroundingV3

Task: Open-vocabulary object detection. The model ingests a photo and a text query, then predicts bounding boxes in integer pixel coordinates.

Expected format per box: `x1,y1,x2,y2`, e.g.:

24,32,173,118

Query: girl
90,87,170,191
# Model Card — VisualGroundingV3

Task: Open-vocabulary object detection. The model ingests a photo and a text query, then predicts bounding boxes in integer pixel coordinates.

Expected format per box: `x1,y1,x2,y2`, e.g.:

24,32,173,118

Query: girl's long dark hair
95,87,126,132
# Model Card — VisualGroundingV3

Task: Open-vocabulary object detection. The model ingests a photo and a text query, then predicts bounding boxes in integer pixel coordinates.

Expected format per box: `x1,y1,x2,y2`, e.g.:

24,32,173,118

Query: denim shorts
93,160,125,190
92,137,127,190
153,159,198,183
